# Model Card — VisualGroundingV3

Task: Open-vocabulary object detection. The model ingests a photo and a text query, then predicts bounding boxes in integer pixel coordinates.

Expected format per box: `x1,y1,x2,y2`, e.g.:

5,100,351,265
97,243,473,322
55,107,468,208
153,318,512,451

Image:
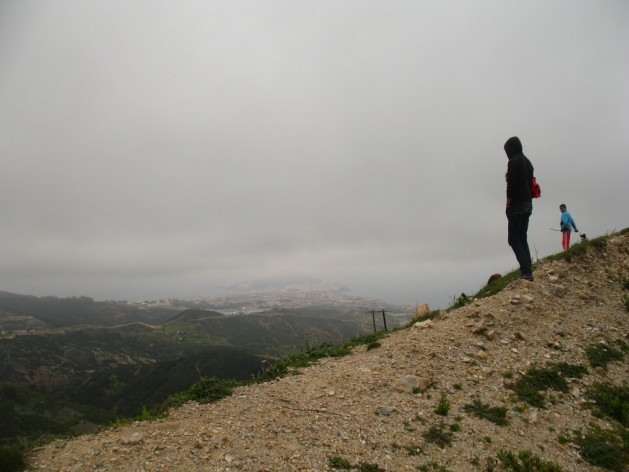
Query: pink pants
562,231,571,251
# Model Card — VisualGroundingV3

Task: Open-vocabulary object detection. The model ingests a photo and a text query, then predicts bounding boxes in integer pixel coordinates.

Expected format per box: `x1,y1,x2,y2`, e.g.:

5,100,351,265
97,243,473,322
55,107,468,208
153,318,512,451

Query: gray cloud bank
1,1,627,308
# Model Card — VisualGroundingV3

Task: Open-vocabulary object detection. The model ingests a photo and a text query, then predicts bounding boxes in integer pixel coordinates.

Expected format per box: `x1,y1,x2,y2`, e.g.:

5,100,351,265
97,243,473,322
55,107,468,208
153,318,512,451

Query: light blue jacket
560,211,578,232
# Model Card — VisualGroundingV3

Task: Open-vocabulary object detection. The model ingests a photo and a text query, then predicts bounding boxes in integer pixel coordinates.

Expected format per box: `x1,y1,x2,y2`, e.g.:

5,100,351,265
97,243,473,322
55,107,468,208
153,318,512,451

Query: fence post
381,310,389,332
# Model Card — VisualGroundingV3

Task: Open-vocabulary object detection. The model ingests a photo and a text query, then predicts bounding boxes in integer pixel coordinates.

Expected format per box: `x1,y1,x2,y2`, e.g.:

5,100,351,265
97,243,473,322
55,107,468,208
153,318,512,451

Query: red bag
531,177,541,198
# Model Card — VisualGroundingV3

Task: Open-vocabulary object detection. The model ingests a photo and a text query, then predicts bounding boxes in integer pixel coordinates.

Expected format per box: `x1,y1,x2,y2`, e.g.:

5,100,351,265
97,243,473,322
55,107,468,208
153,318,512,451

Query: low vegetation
463,399,509,426
588,382,629,426
507,363,587,408
0,444,26,472
485,450,564,471
566,427,627,472
328,456,384,471
434,392,451,416
423,422,454,448
586,341,626,370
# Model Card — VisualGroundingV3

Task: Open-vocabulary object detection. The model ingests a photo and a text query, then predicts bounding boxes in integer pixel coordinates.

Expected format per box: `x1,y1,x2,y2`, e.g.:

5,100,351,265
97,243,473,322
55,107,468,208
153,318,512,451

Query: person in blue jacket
559,203,578,251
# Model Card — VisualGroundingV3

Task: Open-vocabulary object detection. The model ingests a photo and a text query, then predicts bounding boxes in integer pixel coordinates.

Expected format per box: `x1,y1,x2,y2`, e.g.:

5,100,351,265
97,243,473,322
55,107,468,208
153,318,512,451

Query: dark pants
506,201,532,276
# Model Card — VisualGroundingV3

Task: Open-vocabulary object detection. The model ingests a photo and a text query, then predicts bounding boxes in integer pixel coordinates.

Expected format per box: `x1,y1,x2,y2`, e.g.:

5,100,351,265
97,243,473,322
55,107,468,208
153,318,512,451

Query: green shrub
423,422,453,448
356,463,385,472
508,363,586,408
418,461,451,471
475,270,521,300
493,449,564,471
570,428,626,472
588,382,629,426
329,456,351,469
586,343,624,370
162,376,239,412
435,393,451,416
0,444,26,472
463,400,509,426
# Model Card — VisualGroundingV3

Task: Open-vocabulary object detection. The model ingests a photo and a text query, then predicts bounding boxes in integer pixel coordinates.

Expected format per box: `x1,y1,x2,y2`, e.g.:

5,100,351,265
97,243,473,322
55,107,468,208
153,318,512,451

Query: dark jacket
504,136,534,203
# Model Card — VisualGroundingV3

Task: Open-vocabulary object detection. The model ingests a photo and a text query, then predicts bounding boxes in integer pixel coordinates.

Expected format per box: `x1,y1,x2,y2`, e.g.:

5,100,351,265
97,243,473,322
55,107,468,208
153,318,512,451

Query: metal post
381,310,388,332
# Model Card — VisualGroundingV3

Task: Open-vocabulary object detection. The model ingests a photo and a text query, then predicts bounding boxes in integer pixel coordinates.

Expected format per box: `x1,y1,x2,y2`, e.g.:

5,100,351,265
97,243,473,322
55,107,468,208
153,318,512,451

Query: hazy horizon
1,1,627,309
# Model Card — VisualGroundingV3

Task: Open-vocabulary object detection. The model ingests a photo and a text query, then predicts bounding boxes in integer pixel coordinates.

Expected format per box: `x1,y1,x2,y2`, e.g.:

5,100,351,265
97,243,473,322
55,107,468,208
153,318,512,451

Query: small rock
413,319,433,330
120,433,143,446
472,320,486,334
552,285,566,297
393,375,431,393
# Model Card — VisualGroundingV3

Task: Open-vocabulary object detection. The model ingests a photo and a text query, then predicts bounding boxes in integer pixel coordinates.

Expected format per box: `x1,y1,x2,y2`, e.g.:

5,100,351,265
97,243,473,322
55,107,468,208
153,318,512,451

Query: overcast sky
0,1,627,308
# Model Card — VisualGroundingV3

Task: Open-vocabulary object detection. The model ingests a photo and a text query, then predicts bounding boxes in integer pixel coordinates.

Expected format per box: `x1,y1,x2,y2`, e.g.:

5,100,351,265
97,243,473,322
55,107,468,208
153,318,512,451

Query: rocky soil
27,233,628,471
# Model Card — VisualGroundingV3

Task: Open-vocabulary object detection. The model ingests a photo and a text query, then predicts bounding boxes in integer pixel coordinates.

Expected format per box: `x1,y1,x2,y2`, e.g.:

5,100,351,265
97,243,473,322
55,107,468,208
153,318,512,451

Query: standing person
559,204,578,251
504,136,535,281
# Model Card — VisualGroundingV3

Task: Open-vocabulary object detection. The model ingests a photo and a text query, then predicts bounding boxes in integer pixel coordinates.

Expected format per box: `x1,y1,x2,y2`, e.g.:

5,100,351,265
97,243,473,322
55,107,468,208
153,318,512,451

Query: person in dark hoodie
504,136,535,281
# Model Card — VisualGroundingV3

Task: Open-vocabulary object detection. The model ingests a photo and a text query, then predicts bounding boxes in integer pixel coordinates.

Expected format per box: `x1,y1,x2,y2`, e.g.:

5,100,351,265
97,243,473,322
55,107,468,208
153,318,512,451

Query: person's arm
571,216,578,232
506,161,514,207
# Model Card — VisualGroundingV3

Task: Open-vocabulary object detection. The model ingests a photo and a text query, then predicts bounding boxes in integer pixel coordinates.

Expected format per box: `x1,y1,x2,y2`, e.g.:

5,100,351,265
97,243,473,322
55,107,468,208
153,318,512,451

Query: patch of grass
356,463,385,472
491,449,564,471
170,376,237,405
402,444,423,456
475,269,521,300
418,461,452,471
0,444,26,472
508,363,587,408
545,234,607,263
257,332,388,382
435,393,451,416
450,293,471,309
329,456,352,469
329,456,384,471
463,400,509,426
569,427,627,472
423,422,453,448
586,342,625,370
588,382,629,427
366,341,381,351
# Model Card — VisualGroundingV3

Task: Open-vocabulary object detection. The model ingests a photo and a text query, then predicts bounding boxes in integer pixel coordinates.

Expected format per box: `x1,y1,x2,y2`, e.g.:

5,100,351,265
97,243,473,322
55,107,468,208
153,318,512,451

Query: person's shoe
519,274,534,282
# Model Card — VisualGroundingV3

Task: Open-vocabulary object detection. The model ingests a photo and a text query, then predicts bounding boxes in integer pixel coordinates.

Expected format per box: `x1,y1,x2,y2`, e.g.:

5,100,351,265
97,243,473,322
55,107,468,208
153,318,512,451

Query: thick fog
1,1,627,308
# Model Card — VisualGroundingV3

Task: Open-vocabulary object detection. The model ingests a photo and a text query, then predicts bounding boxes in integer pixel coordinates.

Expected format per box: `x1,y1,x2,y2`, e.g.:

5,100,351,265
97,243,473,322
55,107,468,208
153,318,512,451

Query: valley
0,285,413,444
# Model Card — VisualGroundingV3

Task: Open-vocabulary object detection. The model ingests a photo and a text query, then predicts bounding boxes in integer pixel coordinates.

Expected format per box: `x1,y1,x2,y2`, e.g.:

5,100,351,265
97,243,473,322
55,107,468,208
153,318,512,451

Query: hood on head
504,136,522,159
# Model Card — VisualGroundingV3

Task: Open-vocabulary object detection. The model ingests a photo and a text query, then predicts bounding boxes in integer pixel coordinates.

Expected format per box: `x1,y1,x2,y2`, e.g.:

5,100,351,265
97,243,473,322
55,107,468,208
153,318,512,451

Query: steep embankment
28,233,628,471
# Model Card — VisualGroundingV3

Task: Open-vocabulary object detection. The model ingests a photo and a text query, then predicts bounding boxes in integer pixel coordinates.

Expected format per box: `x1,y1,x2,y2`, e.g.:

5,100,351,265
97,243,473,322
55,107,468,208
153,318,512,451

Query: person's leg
507,202,533,277
561,232,566,251
562,232,570,251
